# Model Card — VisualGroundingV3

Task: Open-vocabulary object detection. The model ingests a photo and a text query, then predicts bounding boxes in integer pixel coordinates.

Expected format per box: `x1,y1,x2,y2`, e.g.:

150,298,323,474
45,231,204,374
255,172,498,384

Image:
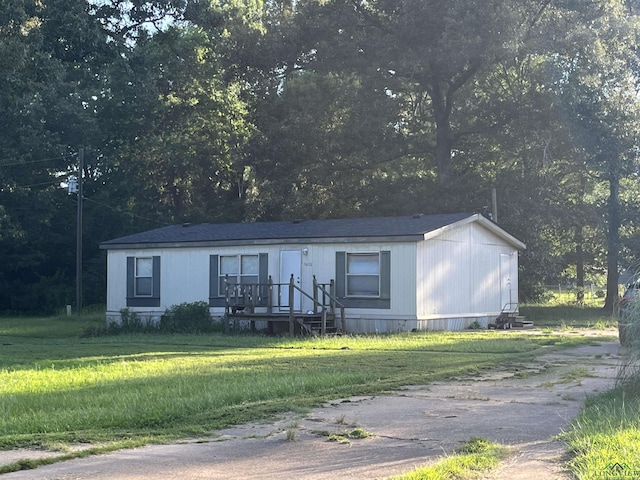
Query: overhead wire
82,196,172,227
1,153,169,228
0,152,78,189
0,153,77,168
14,179,63,189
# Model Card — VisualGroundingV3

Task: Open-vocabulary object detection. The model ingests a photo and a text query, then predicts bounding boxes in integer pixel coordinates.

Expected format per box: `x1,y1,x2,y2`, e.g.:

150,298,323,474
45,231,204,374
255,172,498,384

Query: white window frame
346,252,381,298
219,254,260,295
134,257,154,297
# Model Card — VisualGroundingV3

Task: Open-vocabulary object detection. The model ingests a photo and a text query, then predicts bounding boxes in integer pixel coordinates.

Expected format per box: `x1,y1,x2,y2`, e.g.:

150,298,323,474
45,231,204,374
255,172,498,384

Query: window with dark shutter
336,251,390,309
126,256,160,307
210,253,268,307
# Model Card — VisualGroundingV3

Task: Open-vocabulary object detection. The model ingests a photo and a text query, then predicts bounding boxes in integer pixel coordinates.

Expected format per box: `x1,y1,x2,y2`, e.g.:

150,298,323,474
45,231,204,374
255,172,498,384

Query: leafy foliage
1,0,640,312
160,301,219,334
87,303,220,336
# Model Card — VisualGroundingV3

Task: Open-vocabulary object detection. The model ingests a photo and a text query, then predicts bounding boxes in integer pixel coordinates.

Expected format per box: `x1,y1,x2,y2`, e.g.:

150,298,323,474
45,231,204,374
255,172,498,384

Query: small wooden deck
223,275,345,336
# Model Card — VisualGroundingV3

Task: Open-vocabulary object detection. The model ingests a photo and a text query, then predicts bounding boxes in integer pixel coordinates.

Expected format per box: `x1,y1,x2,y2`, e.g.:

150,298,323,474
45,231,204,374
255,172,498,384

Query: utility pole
76,148,84,315
491,188,498,224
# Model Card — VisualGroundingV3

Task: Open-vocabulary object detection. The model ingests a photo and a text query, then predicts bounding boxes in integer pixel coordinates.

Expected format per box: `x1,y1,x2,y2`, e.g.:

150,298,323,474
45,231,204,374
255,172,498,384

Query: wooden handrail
313,278,346,332
223,276,346,334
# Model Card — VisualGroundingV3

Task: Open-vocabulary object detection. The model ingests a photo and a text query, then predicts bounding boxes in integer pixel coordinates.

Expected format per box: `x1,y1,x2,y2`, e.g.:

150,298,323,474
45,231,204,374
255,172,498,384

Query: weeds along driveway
1,336,621,480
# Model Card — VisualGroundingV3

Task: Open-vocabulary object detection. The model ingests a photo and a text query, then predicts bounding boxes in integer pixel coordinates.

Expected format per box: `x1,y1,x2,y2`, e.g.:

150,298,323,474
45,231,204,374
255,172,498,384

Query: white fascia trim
423,213,526,250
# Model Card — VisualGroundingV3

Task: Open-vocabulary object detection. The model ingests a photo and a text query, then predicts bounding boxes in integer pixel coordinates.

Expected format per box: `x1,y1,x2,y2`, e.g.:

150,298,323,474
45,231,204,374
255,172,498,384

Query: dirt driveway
1,336,621,480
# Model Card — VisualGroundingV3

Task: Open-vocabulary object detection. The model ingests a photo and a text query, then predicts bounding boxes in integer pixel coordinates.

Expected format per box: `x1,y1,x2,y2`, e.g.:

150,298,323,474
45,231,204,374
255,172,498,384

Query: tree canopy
1,0,639,313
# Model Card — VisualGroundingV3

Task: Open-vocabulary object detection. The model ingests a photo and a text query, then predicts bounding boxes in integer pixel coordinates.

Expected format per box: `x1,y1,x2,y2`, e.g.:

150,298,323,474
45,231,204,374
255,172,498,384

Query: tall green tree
100,25,254,224
0,0,116,312
279,0,562,186
549,0,640,312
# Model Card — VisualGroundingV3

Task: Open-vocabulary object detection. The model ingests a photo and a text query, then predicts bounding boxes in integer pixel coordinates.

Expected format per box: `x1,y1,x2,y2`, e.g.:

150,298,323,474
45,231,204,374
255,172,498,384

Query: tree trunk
435,123,452,185
430,83,453,185
575,225,585,305
603,171,621,314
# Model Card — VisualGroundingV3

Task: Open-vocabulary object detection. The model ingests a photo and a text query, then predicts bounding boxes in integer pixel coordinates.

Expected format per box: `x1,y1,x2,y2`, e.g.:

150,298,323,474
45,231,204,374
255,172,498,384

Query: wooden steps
226,311,337,335
223,276,345,336
488,314,533,330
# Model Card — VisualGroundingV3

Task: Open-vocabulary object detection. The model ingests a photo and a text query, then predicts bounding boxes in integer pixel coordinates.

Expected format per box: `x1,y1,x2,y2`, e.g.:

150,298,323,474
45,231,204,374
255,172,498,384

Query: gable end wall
416,222,519,318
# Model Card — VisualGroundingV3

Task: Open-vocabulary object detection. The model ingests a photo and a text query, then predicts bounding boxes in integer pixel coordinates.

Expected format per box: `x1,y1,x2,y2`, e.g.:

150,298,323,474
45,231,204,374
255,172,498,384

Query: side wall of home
415,222,519,328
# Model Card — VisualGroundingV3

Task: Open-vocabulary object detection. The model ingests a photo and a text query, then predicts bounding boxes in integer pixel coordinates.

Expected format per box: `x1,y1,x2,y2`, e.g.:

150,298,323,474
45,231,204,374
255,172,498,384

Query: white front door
280,250,302,311
500,253,515,312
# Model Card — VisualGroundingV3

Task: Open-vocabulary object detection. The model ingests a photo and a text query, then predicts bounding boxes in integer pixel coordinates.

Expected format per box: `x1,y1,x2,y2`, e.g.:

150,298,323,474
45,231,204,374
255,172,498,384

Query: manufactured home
100,212,525,333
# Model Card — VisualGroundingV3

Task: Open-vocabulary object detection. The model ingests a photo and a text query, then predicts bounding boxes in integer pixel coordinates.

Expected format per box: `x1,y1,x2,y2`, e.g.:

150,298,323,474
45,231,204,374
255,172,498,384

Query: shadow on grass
0,331,606,449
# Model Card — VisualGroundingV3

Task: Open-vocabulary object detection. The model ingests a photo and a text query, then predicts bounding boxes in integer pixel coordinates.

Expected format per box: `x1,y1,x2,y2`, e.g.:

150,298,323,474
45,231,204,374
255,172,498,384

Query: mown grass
520,305,616,329
0,312,619,477
0,313,105,339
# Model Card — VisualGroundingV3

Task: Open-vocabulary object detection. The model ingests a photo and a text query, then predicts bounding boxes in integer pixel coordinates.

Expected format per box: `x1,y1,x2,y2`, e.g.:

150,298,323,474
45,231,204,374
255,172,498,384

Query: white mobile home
100,213,526,333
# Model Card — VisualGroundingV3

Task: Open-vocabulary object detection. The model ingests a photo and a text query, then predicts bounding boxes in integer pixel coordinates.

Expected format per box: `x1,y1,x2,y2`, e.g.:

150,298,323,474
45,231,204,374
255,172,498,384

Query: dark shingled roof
100,213,477,248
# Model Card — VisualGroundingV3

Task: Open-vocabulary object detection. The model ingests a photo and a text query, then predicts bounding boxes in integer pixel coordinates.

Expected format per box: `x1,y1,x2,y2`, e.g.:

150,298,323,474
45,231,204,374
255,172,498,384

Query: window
209,253,268,307
218,254,259,296
127,256,160,307
135,257,153,296
335,251,390,309
346,253,380,297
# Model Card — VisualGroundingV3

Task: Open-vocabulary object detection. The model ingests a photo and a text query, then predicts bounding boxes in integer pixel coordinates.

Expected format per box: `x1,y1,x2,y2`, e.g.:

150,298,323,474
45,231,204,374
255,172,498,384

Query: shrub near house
160,302,219,334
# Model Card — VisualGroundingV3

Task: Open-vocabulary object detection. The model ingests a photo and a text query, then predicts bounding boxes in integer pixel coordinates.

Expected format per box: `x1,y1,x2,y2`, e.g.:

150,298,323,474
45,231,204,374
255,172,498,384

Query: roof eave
99,234,427,250
423,213,526,250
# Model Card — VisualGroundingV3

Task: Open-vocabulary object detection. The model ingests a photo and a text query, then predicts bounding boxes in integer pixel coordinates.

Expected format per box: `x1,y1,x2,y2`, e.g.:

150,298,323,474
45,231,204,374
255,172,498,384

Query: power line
13,179,63,189
1,186,171,228
0,153,77,168
0,152,80,192
83,196,172,227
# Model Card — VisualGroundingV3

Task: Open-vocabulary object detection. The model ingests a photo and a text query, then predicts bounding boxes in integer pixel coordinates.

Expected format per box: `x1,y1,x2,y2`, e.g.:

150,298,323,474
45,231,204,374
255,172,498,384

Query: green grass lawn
518,306,640,480
562,388,640,480
0,311,624,478
392,437,511,480
520,304,616,328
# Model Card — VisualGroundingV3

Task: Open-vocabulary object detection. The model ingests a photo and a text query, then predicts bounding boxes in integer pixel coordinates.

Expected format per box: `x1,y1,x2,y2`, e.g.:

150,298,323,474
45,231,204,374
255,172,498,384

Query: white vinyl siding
416,221,515,317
